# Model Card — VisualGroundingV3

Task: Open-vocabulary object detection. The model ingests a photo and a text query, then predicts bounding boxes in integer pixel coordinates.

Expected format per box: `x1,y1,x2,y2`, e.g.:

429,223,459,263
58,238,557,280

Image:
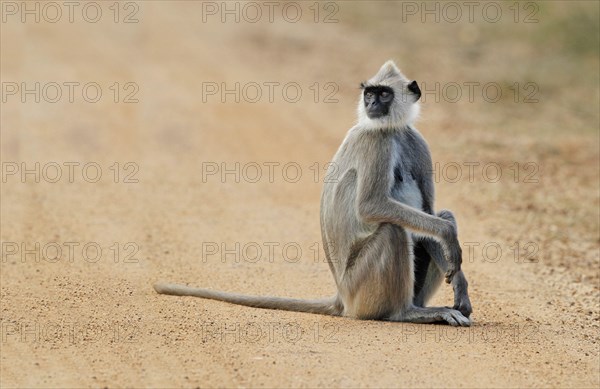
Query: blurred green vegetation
538,3,599,57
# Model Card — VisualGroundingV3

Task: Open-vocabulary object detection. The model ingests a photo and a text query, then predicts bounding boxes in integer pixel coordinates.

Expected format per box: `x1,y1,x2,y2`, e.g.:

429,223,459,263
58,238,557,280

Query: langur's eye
365,92,374,99
380,91,393,102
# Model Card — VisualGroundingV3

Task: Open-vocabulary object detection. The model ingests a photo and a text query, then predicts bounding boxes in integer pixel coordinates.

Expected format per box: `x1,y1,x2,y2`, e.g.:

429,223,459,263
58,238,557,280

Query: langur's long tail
153,283,342,316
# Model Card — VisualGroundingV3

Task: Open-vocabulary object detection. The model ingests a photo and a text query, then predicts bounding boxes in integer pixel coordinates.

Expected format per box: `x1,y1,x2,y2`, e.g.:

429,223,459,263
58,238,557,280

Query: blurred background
1,1,599,387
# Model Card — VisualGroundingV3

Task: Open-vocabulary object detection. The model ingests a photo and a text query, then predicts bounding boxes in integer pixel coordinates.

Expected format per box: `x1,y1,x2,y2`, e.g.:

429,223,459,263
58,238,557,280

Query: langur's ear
408,80,420,95
408,80,421,101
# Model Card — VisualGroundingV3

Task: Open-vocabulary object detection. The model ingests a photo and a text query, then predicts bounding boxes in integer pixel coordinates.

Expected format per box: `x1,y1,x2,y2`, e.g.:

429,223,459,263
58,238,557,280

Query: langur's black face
362,85,395,119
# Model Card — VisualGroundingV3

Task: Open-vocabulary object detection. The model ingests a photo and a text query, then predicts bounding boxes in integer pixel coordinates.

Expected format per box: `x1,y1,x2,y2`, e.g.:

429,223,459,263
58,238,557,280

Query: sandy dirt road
1,1,599,388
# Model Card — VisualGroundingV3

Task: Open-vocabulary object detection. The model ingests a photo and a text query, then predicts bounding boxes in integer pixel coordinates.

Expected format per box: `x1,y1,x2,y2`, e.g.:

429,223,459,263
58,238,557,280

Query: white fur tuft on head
370,60,404,86
357,60,421,130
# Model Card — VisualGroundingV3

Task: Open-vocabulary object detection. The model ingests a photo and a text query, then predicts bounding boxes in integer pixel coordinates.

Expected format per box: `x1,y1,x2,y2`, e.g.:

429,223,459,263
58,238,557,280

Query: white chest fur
395,178,423,210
